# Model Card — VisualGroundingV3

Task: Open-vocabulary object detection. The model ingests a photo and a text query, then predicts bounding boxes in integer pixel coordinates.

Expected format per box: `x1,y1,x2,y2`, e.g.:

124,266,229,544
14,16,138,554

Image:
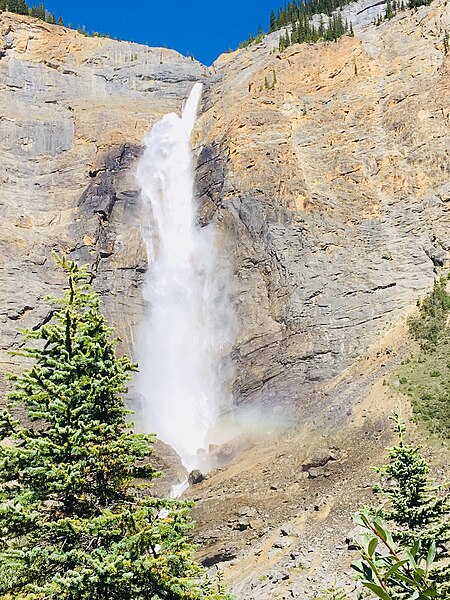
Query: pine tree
35,0,45,19
318,14,325,37
6,0,18,12
386,0,394,19
369,410,450,596
0,256,231,600
57,14,64,26
16,0,28,15
269,9,277,32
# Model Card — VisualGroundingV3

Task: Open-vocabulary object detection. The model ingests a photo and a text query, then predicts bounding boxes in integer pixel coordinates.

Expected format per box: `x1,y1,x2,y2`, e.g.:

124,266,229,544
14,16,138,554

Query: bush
408,278,450,353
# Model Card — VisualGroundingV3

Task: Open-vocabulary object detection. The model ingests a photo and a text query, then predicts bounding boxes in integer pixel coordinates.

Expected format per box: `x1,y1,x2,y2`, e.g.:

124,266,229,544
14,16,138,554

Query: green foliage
242,0,359,51
396,345,450,437
35,2,45,20
320,582,352,599
353,509,438,599
373,412,450,554
0,0,59,23
385,0,395,19
278,13,353,52
269,0,357,30
238,29,265,49
395,277,450,436
409,0,431,8
352,412,450,599
0,257,231,600
408,277,450,353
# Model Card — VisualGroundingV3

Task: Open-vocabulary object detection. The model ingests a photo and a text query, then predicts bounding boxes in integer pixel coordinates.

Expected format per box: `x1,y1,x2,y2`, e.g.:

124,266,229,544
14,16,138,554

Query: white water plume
135,83,234,471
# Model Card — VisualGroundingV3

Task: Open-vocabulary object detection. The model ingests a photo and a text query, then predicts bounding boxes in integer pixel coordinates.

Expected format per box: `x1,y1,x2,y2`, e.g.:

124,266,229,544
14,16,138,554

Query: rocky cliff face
0,12,206,391
1,5,450,598
1,3,449,417
195,0,450,411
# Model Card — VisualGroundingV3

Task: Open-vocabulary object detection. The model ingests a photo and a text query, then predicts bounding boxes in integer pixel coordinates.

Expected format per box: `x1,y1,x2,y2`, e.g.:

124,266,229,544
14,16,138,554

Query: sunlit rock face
0,12,206,394
1,2,450,421
194,0,450,410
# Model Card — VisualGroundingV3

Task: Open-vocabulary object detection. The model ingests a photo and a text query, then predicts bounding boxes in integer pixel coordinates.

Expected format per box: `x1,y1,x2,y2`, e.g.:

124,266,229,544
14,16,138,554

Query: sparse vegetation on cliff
268,0,356,32
278,13,353,51
395,277,450,437
239,0,355,52
0,257,230,600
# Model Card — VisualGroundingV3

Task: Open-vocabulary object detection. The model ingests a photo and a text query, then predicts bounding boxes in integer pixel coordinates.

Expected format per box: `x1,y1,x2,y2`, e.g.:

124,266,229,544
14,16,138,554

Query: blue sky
41,0,283,65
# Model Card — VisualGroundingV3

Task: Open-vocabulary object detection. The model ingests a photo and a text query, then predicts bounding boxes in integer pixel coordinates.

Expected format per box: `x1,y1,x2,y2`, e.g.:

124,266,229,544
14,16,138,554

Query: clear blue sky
41,0,283,65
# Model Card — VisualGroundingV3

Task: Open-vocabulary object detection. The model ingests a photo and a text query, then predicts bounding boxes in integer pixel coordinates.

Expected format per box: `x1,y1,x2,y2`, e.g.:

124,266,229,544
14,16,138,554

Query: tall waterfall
135,83,233,471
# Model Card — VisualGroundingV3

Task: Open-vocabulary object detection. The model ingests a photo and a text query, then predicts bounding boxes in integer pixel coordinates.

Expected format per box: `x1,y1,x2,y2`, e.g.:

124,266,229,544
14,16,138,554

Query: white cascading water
135,83,233,472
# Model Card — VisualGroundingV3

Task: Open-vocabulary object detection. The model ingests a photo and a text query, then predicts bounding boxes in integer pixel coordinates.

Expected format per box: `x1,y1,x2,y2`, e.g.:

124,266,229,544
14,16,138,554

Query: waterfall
135,83,233,471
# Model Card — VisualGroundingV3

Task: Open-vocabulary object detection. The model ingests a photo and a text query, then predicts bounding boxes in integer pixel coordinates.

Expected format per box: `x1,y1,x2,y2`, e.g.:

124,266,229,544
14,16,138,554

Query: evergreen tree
6,0,18,12
57,14,64,26
35,1,45,19
367,411,450,597
16,0,28,14
269,9,276,32
373,412,450,550
318,15,325,38
386,0,395,19
46,11,55,24
0,256,231,600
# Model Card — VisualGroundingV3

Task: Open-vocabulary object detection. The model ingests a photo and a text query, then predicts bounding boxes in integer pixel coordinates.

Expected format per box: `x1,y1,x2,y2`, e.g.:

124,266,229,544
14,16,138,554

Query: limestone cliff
1,2,449,414
1,5,450,598
195,0,450,411
0,12,206,392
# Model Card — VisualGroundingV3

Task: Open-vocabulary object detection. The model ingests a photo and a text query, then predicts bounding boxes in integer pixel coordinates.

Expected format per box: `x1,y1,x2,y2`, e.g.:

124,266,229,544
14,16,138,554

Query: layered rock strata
195,0,450,409
1,2,450,415
0,12,205,393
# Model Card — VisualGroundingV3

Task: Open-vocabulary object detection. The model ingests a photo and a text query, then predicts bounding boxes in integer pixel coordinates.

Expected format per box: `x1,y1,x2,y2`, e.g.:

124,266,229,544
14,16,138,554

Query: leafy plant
352,509,438,599
320,582,353,599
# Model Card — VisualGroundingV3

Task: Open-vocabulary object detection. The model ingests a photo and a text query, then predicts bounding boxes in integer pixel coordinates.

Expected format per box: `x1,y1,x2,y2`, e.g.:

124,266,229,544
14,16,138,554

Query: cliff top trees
0,256,230,600
0,1,58,25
